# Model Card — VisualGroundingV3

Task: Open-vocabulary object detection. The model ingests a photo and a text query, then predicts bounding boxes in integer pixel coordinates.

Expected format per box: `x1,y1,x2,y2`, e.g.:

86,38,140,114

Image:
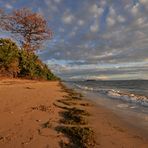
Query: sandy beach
0,78,148,148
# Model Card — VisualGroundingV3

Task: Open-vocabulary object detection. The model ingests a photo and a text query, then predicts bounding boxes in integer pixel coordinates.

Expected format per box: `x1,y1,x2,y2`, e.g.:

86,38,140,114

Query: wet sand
0,78,148,148
88,102,148,148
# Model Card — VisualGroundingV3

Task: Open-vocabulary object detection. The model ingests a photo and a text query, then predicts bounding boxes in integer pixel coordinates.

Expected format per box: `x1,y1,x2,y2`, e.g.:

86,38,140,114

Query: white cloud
78,20,84,26
139,0,148,10
44,0,58,12
109,6,116,16
136,17,146,25
69,31,76,37
107,6,126,27
117,15,125,23
44,0,51,5
89,4,104,17
131,3,140,15
62,13,75,24
90,22,99,32
139,0,148,5
73,26,78,31
5,3,13,9
139,0,148,4
54,0,61,3
84,43,89,48
106,6,116,27
59,27,65,32
68,27,78,37
39,0,148,80
100,1,106,7
135,31,146,39
107,17,115,27
69,75,109,80
92,51,117,60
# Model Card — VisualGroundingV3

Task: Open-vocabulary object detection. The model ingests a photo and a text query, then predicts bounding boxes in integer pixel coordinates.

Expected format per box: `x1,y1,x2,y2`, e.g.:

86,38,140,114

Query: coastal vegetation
0,8,58,80
0,38,58,80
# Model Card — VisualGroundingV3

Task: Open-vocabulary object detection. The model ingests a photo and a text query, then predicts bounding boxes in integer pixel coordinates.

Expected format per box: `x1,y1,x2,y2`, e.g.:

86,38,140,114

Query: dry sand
0,78,148,148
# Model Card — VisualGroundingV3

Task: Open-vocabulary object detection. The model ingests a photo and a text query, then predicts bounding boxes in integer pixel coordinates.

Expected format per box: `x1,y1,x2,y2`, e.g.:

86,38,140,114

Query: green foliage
18,49,38,78
18,49,58,80
0,38,20,77
0,38,58,80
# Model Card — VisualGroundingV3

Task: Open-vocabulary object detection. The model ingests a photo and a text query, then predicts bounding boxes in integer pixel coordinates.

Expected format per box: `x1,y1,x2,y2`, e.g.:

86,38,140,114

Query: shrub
18,49,38,78
18,49,58,80
0,38,58,80
0,38,20,77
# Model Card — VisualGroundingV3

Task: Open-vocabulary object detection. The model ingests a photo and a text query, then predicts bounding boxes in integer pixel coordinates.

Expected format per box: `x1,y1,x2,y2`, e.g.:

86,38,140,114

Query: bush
0,38,58,80
18,49,38,78
0,38,20,77
18,49,58,80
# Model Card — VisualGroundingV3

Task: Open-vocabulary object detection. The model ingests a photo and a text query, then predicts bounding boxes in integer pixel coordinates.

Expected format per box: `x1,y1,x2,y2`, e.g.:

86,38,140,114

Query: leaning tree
4,8,53,52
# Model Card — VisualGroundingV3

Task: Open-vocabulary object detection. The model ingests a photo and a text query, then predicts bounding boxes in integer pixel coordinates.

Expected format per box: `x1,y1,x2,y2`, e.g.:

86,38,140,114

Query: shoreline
65,82,148,134
0,78,148,147
88,101,148,147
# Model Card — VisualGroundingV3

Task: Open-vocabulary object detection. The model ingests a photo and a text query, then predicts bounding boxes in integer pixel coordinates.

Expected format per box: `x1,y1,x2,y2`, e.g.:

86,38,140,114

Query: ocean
65,80,148,130
68,80,148,107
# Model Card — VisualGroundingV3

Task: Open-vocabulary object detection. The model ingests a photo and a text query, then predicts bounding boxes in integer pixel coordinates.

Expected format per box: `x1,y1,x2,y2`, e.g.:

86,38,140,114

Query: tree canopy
0,8,58,80
0,38,20,77
3,8,53,52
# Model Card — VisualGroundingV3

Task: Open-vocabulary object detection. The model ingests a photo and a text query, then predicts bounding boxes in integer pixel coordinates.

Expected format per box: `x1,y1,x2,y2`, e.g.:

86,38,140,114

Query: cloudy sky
1,0,148,80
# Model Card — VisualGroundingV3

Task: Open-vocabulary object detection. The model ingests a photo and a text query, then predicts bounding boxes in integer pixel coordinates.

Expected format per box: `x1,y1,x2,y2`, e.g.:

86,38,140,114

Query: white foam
75,84,148,107
130,106,137,109
107,89,148,107
117,104,129,108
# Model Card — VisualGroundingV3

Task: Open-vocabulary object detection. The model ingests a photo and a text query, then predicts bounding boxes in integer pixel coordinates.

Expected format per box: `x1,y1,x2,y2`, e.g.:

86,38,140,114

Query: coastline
88,101,148,147
0,78,148,147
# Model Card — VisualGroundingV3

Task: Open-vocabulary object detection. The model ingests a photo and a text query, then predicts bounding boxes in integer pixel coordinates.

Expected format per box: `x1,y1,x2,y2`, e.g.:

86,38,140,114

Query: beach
0,78,148,148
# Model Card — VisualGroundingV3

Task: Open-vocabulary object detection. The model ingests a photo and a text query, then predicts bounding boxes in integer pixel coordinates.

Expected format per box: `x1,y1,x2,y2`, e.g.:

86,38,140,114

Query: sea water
65,80,148,132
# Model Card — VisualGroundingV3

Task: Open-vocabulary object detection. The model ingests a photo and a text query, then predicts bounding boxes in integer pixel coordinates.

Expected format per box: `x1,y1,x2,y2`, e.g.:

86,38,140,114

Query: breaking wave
74,84,148,107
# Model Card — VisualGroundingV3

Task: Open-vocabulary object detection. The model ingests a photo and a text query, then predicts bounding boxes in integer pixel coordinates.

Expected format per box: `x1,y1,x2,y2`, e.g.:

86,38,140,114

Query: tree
0,38,58,80
0,38,20,77
4,8,52,52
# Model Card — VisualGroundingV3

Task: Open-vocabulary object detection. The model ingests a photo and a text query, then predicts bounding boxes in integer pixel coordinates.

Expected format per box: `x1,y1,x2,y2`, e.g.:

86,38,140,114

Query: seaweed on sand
56,126,95,148
31,105,51,112
59,83,83,100
60,110,87,125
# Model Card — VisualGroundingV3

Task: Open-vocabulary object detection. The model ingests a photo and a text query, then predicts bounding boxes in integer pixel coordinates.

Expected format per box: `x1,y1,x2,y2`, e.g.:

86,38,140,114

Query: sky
0,0,148,80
